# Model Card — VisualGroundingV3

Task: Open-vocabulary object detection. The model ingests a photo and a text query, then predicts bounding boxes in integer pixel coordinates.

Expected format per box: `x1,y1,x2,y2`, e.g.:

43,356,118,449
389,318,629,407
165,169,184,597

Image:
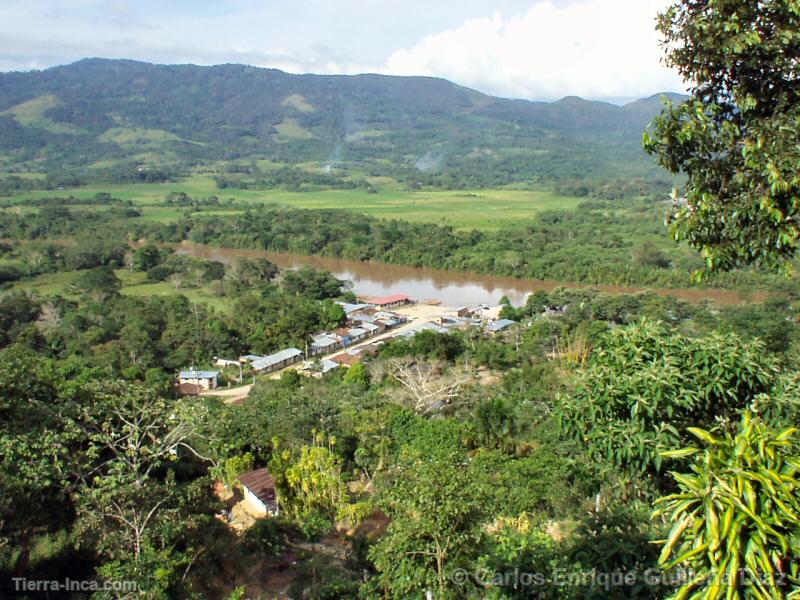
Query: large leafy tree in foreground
558,320,776,478
655,411,800,599
644,0,800,272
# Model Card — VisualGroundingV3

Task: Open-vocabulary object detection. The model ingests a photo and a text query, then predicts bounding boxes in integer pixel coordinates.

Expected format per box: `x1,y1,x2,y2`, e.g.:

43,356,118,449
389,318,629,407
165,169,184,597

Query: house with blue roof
486,319,518,334
178,369,219,390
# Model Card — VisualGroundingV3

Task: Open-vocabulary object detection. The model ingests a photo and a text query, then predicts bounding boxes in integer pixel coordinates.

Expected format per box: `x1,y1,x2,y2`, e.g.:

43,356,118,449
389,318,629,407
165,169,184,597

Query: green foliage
644,0,800,272
470,398,525,454
133,243,165,272
343,361,370,388
567,499,664,599
223,453,254,488
633,241,670,269
287,553,361,600
654,411,800,598
370,449,489,599
476,515,563,600
558,319,777,477
242,517,296,558
276,434,347,524
70,265,121,301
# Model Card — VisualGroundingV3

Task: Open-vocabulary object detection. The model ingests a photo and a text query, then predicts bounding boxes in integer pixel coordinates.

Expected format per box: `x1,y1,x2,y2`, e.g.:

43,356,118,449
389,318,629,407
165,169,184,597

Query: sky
0,0,686,102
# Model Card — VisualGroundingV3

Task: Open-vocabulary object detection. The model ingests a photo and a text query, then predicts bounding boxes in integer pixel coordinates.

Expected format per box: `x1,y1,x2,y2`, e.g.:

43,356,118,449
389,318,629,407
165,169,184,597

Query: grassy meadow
10,267,231,312
1,174,584,230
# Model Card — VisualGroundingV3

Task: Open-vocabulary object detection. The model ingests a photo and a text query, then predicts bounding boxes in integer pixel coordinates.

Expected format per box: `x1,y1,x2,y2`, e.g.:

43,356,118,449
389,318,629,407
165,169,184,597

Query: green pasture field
2,174,585,230
8,268,231,312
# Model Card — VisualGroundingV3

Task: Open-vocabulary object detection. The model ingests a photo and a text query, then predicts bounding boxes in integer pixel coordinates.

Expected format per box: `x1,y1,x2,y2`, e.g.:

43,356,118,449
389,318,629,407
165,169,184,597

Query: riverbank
173,241,765,306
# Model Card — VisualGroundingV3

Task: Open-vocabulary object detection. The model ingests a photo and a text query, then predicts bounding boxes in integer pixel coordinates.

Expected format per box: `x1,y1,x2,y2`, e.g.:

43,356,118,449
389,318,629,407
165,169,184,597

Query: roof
319,359,340,374
240,354,266,362
311,335,339,348
349,327,367,337
375,311,403,320
360,322,380,332
486,319,518,332
179,370,219,379
351,314,377,323
399,321,449,338
364,294,411,306
339,302,371,314
251,348,303,370
238,468,277,505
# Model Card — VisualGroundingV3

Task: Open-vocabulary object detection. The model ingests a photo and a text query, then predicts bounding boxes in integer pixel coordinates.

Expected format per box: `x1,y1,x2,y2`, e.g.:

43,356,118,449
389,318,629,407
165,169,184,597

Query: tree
71,265,121,302
343,361,370,388
370,449,488,599
388,358,466,416
75,382,205,487
557,320,776,478
0,346,72,571
654,411,800,598
133,243,164,272
321,299,346,329
471,397,524,455
278,434,347,520
633,241,670,269
644,1,800,273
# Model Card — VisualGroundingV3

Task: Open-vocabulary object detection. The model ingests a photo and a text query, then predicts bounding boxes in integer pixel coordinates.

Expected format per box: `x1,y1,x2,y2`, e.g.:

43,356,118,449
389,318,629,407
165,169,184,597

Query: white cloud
384,0,685,100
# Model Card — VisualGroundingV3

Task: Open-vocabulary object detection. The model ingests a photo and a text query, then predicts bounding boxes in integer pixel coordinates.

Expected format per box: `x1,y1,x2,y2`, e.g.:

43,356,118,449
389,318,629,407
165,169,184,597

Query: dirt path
201,383,253,404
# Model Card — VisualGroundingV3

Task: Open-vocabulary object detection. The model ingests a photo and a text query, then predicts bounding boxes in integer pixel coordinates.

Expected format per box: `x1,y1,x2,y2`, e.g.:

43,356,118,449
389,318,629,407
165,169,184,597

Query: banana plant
653,410,800,599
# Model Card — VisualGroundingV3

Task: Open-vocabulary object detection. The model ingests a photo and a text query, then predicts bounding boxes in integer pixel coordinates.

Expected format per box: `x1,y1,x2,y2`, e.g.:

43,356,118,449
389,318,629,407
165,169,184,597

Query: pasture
1,174,584,230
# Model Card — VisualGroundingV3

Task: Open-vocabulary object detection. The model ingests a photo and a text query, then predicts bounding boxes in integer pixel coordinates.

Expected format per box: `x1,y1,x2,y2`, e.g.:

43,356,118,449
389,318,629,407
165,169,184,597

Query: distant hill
0,59,688,187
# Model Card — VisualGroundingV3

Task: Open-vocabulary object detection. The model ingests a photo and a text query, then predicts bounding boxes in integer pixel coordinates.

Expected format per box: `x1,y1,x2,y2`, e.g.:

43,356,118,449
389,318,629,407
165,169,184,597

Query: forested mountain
0,58,686,184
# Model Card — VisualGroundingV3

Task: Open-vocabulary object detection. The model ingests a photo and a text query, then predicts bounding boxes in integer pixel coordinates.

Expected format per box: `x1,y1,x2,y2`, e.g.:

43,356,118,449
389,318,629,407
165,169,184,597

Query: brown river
173,242,761,306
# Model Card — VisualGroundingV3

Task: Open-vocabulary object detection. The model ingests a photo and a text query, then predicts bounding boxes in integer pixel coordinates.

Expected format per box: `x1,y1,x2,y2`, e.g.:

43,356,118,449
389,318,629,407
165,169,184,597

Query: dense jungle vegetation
3,0,800,598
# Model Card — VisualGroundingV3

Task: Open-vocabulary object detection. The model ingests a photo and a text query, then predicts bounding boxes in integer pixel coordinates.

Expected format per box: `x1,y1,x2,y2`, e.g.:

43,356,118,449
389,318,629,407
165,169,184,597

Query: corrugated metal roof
251,348,302,370
179,370,219,379
238,468,277,505
486,319,518,332
339,302,371,314
319,359,339,374
311,335,339,348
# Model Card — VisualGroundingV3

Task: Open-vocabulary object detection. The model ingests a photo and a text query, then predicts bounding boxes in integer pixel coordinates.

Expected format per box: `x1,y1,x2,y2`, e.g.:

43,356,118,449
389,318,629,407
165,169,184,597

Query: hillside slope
0,59,687,185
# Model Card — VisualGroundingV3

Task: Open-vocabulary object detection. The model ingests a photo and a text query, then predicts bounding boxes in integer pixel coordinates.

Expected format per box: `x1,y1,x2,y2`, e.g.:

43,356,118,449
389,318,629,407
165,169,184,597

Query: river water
172,242,759,306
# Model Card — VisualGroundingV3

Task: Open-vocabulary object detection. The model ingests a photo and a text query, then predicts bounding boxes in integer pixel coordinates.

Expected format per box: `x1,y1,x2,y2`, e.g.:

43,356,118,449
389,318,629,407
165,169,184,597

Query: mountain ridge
0,58,688,186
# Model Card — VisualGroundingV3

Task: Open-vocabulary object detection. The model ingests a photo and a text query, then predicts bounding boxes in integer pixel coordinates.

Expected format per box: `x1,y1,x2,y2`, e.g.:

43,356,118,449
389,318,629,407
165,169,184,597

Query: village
175,291,521,531
176,292,520,404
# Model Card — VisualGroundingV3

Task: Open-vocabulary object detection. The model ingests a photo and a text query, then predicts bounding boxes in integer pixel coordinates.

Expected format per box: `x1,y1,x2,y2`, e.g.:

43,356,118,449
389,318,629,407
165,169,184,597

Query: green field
2,175,584,230
10,268,231,312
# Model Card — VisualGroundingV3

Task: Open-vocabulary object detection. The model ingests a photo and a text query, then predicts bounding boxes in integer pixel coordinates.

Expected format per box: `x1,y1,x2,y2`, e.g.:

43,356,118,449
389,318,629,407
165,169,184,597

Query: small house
360,322,380,336
348,327,368,342
362,294,412,308
251,348,303,373
178,370,219,391
310,334,341,356
318,359,340,375
486,319,518,334
338,302,372,314
238,468,279,516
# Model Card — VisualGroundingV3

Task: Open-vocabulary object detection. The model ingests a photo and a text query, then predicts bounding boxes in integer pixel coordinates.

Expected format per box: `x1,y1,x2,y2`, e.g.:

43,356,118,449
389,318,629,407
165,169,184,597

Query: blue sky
0,0,685,101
